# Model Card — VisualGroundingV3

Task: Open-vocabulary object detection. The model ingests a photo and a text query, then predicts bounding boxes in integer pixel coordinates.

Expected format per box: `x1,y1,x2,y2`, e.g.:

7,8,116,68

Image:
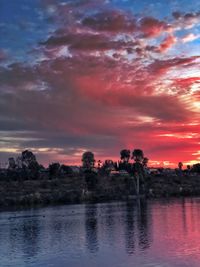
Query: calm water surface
1,198,200,267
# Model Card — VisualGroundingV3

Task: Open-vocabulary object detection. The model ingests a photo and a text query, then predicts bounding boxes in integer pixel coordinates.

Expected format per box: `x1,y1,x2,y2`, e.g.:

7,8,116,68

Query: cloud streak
0,0,200,166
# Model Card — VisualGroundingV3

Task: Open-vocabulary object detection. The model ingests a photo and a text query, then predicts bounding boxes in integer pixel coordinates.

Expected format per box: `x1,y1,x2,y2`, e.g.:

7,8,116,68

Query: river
1,198,200,267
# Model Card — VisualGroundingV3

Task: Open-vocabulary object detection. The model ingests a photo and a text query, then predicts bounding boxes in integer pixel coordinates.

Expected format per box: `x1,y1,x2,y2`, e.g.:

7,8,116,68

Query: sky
0,0,200,167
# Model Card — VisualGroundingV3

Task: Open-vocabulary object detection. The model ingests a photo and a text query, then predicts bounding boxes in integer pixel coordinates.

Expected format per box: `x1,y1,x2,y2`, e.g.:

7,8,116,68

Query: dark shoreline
1,174,200,211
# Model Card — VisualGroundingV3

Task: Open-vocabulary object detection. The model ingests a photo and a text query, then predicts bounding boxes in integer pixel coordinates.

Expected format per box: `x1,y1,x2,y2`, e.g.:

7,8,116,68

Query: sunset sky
0,0,200,167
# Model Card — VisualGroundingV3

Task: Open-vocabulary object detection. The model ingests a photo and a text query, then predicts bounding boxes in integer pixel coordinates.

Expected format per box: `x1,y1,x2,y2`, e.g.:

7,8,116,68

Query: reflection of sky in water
1,199,200,266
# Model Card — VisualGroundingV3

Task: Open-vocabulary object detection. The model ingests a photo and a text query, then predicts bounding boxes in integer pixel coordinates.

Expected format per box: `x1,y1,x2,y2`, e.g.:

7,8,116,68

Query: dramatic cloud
139,16,170,38
172,11,200,29
0,0,200,167
82,10,137,33
159,35,177,52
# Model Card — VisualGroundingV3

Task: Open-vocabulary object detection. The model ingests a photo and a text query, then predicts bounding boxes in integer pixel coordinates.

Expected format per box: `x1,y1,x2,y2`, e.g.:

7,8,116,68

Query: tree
20,150,40,179
143,157,149,168
8,157,16,170
60,164,73,175
132,149,145,195
178,162,183,170
103,159,114,170
132,149,144,163
97,160,102,169
21,150,39,170
49,163,61,177
120,149,130,163
187,165,191,170
192,163,200,173
16,156,23,169
82,151,95,170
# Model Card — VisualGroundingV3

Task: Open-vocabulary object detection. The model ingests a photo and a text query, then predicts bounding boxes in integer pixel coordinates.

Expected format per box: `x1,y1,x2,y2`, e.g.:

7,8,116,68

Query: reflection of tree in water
125,202,136,254
137,200,151,250
181,198,187,233
85,204,98,253
21,216,41,258
124,200,152,254
8,215,41,259
104,204,115,246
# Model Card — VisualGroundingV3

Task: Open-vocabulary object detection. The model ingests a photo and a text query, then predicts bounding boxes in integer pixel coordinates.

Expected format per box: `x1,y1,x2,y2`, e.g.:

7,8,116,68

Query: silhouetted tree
49,163,60,178
178,162,183,170
187,165,191,170
192,163,200,173
82,151,95,170
16,156,23,168
19,150,40,179
132,149,145,194
101,159,115,175
8,157,16,170
120,149,131,163
20,150,39,171
97,160,102,169
60,164,73,175
132,149,144,163
142,157,149,168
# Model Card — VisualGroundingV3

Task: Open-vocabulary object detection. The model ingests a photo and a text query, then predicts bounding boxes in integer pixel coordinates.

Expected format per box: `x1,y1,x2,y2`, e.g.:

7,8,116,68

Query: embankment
0,174,200,209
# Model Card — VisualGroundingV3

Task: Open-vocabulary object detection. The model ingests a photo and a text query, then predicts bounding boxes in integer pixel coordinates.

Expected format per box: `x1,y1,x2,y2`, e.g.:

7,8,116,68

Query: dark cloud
148,56,200,75
82,10,137,33
42,32,132,52
139,16,170,38
0,1,200,166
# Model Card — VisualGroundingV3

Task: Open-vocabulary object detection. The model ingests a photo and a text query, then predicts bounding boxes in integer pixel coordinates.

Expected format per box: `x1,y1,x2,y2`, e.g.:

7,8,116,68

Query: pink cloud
159,35,177,52
1,2,200,166
172,77,200,89
182,33,200,43
139,16,170,38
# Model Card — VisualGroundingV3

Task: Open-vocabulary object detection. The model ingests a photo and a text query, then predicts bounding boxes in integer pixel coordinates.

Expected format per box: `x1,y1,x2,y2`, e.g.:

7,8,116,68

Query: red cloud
1,1,200,167
159,35,177,52
172,77,200,89
148,56,200,75
139,17,170,37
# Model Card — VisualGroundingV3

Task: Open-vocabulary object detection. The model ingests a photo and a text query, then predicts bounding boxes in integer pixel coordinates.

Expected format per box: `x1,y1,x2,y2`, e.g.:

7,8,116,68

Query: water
1,198,200,267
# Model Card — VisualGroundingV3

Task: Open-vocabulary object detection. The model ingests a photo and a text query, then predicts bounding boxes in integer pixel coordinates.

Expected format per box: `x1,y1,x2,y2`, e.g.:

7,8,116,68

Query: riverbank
0,174,200,210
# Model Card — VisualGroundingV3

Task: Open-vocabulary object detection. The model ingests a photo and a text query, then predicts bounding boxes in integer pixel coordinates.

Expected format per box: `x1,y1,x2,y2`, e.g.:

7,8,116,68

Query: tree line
0,149,200,181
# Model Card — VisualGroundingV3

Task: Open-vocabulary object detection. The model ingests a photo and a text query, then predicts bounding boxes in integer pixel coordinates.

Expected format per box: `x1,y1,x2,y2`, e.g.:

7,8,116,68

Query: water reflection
181,198,188,233
137,200,151,250
85,204,99,253
21,216,40,258
124,200,152,254
125,201,136,254
1,199,200,267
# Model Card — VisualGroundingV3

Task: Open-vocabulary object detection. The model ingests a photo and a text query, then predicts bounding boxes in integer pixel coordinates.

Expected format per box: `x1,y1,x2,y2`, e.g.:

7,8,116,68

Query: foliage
192,163,200,173
120,149,130,163
178,162,183,170
60,164,73,175
85,171,98,190
49,163,61,177
82,151,95,169
8,157,16,170
132,149,144,163
143,157,149,167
